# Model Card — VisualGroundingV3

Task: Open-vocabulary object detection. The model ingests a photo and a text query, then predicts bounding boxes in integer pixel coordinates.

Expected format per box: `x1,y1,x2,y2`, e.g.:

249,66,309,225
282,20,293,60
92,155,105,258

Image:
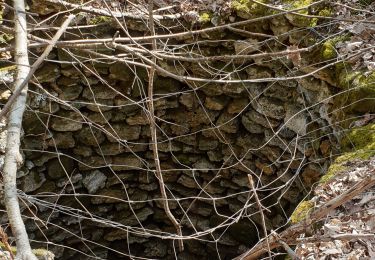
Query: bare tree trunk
3,0,37,259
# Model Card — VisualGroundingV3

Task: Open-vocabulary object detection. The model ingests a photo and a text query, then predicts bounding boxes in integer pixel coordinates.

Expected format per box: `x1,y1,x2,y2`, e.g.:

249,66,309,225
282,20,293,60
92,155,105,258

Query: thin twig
248,174,272,259
146,0,184,252
0,14,75,120
235,165,375,260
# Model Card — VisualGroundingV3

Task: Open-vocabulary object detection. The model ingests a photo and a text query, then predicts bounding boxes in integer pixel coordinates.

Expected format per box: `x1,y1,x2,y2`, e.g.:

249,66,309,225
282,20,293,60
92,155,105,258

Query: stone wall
0,2,343,259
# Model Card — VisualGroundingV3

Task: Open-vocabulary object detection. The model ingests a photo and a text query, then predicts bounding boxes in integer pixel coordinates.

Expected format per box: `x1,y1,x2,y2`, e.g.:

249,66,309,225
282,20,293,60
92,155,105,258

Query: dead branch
234,164,375,260
0,14,75,120
146,0,183,252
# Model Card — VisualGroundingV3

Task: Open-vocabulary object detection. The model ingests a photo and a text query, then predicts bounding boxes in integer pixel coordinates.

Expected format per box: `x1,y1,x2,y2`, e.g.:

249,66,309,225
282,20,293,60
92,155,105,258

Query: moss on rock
290,200,314,224
320,124,375,183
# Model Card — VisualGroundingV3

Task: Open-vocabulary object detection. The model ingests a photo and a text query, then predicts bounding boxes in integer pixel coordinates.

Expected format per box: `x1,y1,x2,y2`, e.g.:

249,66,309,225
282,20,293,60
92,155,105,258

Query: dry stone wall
0,4,343,259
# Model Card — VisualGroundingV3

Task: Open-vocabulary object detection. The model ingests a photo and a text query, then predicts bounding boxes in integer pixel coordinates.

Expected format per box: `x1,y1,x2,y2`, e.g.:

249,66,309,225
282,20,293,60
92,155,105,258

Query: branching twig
0,14,75,120
235,165,375,259
146,0,184,252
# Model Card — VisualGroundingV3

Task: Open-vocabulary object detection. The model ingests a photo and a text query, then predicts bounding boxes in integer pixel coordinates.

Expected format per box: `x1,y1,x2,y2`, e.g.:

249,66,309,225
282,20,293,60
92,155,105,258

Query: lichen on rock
290,200,314,224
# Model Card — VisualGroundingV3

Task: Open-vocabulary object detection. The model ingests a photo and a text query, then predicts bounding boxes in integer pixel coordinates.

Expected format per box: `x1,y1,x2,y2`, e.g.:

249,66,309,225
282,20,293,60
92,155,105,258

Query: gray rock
227,98,249,114
204,96,228,110
105,124,141,142
47,157,75,180
51,111,83,132
57,78,83,101
284,104,307,135
234,39,260,55
111,155,143,171
199,137,219,150
47,132,75,149
35,63,60,83
76,126,106,146
82,85,118,100
241,116,264,134
82,170,107,194
86,99,114,112
216,112,239,133
252,97,285,120
21,171,46,193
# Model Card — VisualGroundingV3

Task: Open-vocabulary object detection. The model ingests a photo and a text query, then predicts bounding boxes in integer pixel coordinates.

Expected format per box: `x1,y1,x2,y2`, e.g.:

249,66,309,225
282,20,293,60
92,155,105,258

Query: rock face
1,2,344,260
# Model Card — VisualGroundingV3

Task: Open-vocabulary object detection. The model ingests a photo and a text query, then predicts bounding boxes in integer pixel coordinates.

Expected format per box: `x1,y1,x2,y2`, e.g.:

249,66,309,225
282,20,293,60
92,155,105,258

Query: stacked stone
0,7,339,259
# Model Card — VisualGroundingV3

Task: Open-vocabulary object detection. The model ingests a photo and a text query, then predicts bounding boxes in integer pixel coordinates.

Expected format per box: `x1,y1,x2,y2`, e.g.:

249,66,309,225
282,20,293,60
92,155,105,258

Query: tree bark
3,0,37,259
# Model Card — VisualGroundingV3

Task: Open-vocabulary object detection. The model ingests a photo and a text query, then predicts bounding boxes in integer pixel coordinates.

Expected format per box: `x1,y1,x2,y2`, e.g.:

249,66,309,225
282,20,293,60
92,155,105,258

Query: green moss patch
290,200,314,224
320,124,375,183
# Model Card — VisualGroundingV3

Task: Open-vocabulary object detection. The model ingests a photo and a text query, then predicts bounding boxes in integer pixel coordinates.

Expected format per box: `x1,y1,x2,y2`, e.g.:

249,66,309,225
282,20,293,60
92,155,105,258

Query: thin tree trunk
3,0,37,259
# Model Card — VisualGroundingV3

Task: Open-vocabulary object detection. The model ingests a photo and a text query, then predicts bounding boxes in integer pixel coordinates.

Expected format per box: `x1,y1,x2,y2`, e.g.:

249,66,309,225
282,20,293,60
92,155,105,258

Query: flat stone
109,63,134,82
21,171,46,193
76,126,106,146
284,104,307,135
35,63,60,83
179,92,198,109
73,146,92,157
255,160,274,175
78,156,112,171
47,157,75,180
252,97,285,120
47,132,75,149
83,170,107,194
204,96,228,110
105,124,141,142
126,112,149,125
91,189,125,204
86,111,112,124
199,137,219,150
243,110,280,129
234,39,260,55
177,174,199,189
51,111,83,132
57,77,83,101
111,155,143,171
86,99,114,112
227,98,249,114
82,85,118,100
241,116,264,134
216,112,239,133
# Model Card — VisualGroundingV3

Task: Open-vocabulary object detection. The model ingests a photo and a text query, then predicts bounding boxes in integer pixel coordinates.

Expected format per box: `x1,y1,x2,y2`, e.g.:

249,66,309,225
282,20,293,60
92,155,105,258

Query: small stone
105,124,141,142
284,104,307,135
21,171,46,193
255,160,274,175
86,111,112,124
76,126,106,146
252,97,285,120
83,170,107,194
234,39,260,55
51,111,83,132
179,92,196,109
47,132,75,149
47,157,75,180
199,137,219,150
35,63,60,83
82,85,118,100
126,112,149,125
204,96,228,110
227,98,249,114
216,112,239,133
86,99,114,112
111,155,142,171
92,189,125,204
